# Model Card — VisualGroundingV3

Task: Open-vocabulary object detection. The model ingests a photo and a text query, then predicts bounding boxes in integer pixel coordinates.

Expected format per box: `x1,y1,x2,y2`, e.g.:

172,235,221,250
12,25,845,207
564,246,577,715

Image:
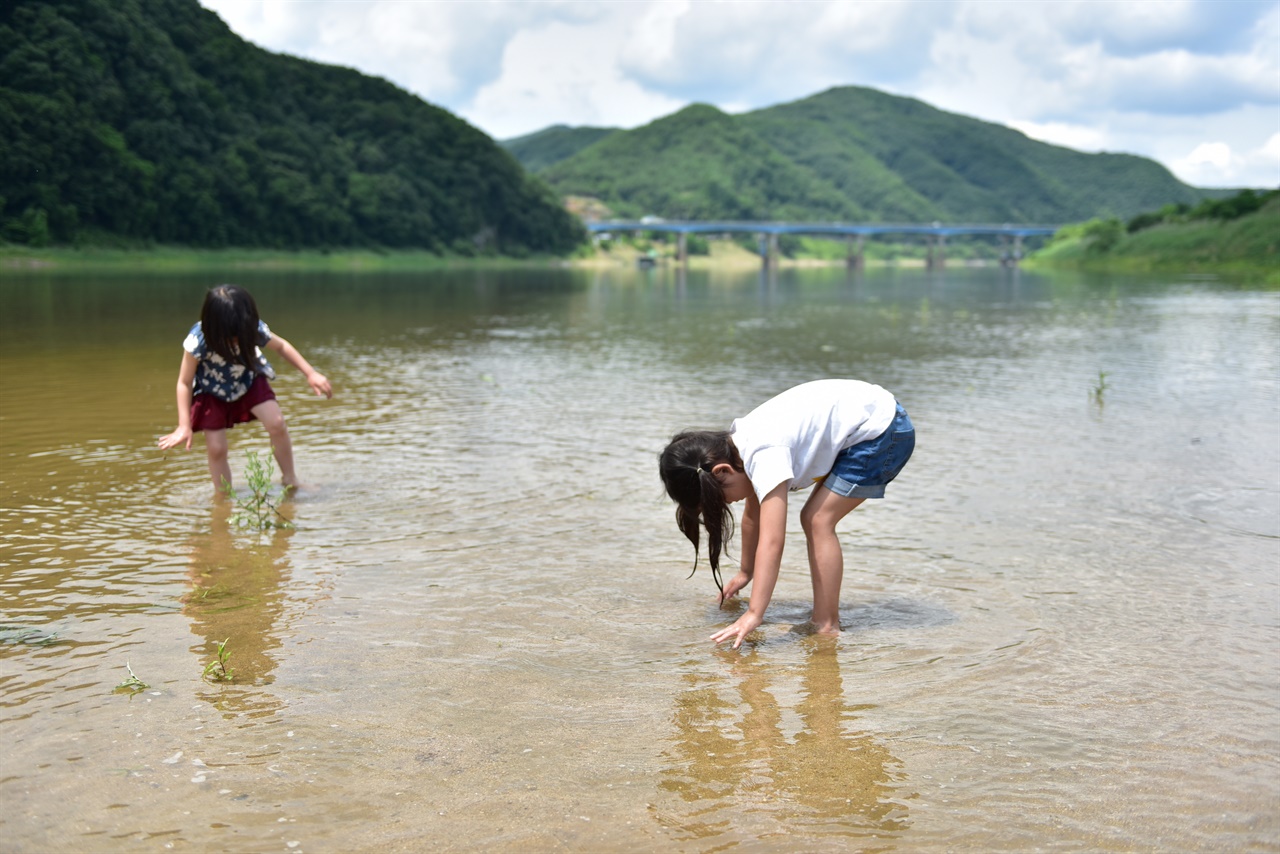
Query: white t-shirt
730,379,898,502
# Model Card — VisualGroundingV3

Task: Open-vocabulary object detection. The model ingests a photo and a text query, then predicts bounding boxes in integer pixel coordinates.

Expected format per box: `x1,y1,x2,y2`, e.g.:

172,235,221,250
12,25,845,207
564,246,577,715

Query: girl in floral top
158,284,332,490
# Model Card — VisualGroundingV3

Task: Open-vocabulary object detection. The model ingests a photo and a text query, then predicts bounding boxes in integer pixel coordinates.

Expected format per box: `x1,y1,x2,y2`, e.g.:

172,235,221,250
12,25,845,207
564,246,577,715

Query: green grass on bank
0,234,1025,273
1027,196,1279,286
0,244,584,273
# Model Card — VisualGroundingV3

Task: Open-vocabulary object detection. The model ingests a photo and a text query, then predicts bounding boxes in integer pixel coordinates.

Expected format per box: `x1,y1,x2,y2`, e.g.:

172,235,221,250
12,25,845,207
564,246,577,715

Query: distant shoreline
0,243,946,273
4,229,1273,284
0,246,568,274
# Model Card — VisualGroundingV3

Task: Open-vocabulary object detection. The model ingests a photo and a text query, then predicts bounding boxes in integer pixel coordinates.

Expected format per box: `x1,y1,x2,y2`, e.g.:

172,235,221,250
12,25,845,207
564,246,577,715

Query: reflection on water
659,640,907,846
183,502,294,720
0,264,1277,851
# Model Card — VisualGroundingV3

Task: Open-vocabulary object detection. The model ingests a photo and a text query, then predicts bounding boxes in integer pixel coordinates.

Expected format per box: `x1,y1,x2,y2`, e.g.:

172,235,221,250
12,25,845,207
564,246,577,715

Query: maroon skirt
190,375,277,432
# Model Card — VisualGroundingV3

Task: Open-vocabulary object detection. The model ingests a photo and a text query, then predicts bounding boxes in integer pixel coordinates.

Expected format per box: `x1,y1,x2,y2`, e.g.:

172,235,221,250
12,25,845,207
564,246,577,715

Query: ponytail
658,431,744,596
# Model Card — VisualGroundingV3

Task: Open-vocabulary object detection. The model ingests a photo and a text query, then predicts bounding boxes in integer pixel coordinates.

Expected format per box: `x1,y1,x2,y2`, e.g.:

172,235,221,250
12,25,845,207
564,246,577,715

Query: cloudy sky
198,0,1280,188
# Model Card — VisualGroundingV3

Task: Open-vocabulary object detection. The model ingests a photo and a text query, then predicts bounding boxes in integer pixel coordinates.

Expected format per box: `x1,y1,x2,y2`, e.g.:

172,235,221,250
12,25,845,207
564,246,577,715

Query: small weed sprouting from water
116,662,149,693
202,638,235,683
1092,370,1111,405
0,625,60,646
222,450,293,530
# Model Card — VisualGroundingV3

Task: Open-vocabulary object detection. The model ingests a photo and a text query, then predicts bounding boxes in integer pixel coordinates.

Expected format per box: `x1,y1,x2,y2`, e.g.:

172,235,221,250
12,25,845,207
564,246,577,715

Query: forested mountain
500,125,617,174
0,0,584,253
541,104,864,221
510,86,1213,224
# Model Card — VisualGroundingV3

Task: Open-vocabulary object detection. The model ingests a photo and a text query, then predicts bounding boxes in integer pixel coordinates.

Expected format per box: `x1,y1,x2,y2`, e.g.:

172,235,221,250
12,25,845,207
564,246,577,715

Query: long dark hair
201,284,260,372
658,430,744,596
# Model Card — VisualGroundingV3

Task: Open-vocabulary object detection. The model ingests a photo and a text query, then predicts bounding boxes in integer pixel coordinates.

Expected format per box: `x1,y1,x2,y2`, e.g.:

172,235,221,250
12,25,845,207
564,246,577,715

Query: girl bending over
158,284,332,490
659,379,914,649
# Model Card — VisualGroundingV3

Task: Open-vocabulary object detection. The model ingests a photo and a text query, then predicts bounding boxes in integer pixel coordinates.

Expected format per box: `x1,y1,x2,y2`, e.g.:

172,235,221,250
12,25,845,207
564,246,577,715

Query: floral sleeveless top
183,320,276,402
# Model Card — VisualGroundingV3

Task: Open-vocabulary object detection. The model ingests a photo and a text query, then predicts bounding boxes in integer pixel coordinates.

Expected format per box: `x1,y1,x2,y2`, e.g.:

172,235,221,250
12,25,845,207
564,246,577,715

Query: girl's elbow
757,531,787,558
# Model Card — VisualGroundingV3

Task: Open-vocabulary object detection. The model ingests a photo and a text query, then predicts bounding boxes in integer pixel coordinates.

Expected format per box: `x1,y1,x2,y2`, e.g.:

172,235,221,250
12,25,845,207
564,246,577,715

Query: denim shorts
823,403,915,499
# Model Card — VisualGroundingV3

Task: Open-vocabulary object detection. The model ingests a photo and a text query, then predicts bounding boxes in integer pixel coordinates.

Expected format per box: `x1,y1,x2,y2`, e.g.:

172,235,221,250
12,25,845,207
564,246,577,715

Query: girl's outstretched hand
158,426,193,451
307,372,333,399
710,610,764,650
719,570,753,605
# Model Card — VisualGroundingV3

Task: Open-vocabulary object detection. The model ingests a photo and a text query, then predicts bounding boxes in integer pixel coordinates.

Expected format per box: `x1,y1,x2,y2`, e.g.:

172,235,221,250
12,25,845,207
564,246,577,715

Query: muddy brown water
1,265,1276,852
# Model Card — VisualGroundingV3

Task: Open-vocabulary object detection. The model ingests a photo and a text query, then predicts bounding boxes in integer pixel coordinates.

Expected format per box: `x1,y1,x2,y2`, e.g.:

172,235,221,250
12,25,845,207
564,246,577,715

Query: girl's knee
251,401,288,435
205,433,229,461
800,505,826,535
260,412,289,438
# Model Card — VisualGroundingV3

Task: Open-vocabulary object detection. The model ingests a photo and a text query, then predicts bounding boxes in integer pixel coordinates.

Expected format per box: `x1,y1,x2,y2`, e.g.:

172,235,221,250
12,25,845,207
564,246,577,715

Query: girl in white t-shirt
659,379,914,648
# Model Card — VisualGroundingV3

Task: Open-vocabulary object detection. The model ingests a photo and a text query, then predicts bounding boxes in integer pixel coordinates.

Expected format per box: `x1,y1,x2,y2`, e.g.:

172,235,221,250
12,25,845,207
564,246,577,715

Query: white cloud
1008,121,1109,152
200,0,601,104
615,0,938,104
467,19,686,138
1170,134,1280,187
197,0,1280,187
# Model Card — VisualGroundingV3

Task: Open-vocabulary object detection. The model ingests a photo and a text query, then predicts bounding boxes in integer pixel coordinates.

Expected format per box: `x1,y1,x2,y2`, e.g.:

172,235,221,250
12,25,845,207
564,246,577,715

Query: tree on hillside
0,0,584,253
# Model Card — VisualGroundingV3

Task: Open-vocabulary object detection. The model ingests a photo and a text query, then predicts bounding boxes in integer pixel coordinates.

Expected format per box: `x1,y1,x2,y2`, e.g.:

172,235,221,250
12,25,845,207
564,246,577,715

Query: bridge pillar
677,231,688,265
758,233,780,267
927,235,946,270
1013,234,1023,265
846,234,865,270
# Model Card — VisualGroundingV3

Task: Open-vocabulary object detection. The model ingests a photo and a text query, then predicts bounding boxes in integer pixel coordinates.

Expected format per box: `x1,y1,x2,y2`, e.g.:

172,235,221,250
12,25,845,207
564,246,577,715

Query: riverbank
568,237,1004,270
1025,197,1279,287
0,245,582,274
8,210,1273,281
0,239,924,274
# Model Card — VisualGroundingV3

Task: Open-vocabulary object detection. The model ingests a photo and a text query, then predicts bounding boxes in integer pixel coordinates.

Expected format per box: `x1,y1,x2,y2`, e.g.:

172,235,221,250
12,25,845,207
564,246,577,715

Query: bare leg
205,429,232,492
250,399,298,487
799,489,865,634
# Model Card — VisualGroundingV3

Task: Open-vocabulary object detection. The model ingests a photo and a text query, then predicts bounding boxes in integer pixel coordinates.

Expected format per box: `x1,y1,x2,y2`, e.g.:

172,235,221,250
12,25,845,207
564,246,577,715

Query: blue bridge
584,219,1061,268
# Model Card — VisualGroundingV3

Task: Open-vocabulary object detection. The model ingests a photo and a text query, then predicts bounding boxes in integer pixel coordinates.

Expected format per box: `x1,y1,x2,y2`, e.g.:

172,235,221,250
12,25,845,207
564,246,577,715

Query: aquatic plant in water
0,625,61,646
222,450,293,530
116,662,149,693
1092,370,1111,405
203,638,235,682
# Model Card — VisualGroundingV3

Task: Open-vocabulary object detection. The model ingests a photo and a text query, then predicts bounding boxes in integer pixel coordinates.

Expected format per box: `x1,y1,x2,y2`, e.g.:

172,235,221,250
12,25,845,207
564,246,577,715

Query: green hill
539,103,862,221
500,125,618,173
522,86,1216,224
0,0,584,254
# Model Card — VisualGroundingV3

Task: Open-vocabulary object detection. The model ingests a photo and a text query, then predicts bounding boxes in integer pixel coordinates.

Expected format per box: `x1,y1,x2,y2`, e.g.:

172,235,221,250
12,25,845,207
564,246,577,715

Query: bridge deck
586,220,1059,238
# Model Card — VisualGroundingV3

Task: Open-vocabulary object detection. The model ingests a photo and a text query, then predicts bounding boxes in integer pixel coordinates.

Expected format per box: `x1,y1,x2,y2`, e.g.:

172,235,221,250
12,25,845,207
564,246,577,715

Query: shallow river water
1,263,1277,853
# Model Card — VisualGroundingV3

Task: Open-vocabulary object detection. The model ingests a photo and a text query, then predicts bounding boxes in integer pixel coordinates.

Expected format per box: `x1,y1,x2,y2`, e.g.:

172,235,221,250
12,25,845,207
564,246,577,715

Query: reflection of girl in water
659,642,907,842
184,501,293,717
158,284,332,490
659,380,914,648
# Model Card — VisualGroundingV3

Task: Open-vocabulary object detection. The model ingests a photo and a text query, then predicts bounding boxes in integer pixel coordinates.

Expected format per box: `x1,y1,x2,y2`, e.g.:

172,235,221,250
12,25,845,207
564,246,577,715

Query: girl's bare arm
265,335,332,398
158,353,198,450
720,489,760,603
711,482,788,648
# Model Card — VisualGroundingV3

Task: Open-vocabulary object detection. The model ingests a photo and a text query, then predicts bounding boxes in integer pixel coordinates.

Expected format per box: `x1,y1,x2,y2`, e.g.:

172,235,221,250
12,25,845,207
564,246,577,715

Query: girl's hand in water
710,610,764,650
719,570,753,606
158,426,192,451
